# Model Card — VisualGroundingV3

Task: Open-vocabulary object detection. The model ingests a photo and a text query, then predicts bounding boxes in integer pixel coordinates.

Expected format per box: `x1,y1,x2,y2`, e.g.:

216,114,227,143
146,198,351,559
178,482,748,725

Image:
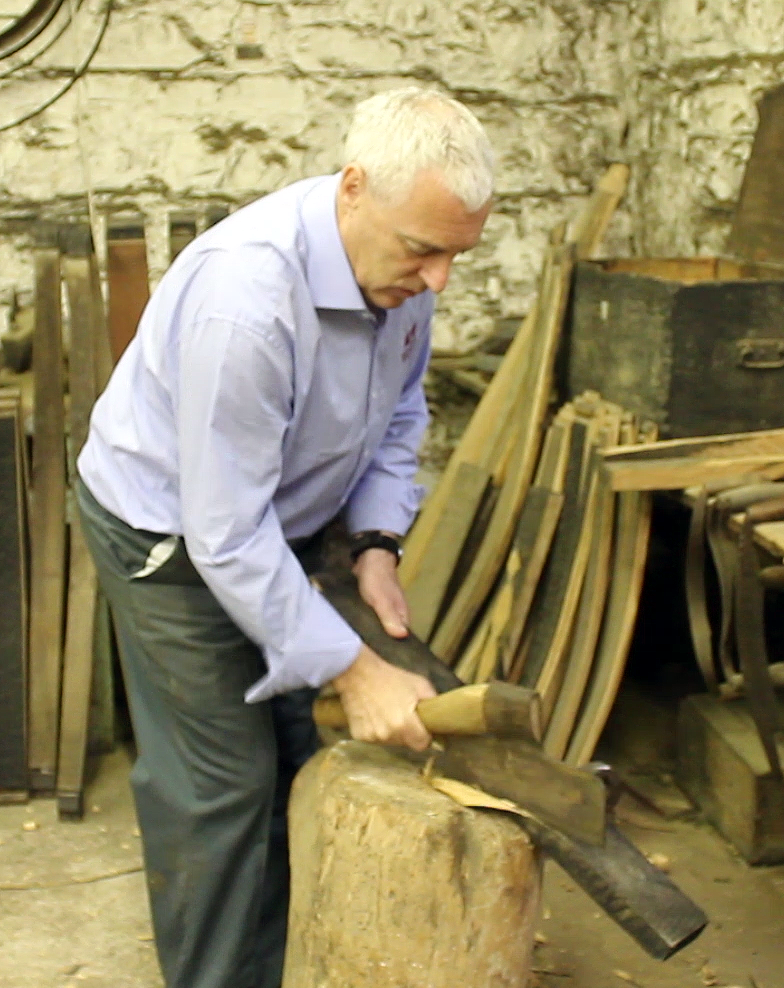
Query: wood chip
700,965,719,986
612,971,641,986
645,852,671,872
22,820,38,831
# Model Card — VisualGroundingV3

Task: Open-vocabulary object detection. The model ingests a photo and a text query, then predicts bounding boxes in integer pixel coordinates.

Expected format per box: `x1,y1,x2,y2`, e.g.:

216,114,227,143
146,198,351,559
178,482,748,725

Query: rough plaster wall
0,0,783,351
627,0,784,256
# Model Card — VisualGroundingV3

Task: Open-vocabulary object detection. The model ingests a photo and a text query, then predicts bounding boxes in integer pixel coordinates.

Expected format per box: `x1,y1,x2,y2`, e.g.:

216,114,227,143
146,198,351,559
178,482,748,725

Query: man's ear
338,163,367,210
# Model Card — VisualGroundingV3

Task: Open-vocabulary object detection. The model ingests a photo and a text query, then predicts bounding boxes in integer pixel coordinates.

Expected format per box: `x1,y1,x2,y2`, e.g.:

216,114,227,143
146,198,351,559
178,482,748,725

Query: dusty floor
1,683,783,988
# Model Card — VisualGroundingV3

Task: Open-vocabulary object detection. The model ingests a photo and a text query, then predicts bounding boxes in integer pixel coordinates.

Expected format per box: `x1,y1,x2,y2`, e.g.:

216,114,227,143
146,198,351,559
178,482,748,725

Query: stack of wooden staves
0,209,222,814
402,151,784,765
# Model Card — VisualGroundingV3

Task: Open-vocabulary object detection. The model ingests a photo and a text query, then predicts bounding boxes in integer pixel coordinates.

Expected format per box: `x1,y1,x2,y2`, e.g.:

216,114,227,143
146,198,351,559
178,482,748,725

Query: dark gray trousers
76,478,321,988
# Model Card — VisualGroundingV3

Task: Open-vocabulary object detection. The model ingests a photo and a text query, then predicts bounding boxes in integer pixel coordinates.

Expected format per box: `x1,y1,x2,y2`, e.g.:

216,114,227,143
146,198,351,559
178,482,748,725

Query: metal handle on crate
736,339,784,370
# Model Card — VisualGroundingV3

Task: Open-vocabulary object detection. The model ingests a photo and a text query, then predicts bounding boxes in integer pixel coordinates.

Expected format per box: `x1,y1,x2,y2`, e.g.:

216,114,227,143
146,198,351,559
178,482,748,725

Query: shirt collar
301,173,367,312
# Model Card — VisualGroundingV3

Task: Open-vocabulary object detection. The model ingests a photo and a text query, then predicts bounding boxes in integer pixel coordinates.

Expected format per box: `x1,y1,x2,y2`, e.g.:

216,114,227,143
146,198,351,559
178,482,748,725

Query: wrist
349,530,403,566
333,643,376,694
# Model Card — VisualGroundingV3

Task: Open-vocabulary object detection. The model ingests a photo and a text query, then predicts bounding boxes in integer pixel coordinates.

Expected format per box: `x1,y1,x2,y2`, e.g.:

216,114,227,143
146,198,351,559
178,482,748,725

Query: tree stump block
283,740,542,988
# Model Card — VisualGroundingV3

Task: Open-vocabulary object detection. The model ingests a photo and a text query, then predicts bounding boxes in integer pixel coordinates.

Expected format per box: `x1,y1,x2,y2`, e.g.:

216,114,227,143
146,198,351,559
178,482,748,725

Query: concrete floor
0,745,160,988
1,691,783,988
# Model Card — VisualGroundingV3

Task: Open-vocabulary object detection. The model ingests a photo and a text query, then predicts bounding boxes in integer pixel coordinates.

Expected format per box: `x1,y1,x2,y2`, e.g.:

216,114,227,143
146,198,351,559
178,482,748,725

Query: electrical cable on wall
0,0,112,133
0,0,83,82
0,0,65,60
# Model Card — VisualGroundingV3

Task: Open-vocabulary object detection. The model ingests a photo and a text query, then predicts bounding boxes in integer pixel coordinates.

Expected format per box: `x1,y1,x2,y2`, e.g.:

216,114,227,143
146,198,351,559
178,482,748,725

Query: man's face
337,165,491,310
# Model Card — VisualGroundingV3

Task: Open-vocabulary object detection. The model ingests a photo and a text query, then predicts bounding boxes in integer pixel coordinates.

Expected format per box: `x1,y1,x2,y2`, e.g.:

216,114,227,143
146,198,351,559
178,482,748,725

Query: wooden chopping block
282,741,542,988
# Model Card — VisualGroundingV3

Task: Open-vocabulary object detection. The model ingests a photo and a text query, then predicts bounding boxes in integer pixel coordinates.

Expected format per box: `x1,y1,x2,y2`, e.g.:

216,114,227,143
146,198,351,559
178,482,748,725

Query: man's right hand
331,644,437,752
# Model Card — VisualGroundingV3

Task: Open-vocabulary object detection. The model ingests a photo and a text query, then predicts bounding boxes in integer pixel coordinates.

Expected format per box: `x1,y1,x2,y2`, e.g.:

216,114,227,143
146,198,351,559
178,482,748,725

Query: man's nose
419,254,453,294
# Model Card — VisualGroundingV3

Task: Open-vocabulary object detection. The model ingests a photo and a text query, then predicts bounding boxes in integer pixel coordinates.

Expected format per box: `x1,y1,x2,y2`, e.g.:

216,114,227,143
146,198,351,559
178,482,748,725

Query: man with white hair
77,87,494,988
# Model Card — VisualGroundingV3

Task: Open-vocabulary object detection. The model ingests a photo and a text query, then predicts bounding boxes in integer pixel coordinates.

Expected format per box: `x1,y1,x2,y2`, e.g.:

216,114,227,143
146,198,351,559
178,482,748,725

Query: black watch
349,530,403,565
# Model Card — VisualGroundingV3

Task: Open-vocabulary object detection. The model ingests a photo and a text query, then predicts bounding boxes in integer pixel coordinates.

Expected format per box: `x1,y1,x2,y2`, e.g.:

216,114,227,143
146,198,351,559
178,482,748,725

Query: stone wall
0,0,783,350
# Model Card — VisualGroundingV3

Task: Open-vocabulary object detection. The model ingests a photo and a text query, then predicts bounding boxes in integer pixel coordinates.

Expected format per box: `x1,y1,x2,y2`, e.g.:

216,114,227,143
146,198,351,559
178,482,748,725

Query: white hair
343,87,494,212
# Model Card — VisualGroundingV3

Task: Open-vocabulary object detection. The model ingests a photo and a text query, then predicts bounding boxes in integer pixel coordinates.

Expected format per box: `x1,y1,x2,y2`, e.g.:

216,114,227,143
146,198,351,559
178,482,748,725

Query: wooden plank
535,409,623,726
440,368,489,397
470,487,563,685
0,391,29,794
106,215,149,365
602,427,784,492
453,614,493,684
430,244,575,664
497,491,563,680
61,230,95,458
600,257,720,284
407,461,491,642
206,205,229,228
535,468,601,724
605,456,784,493
57,230,102,817
434,479,499,641
603,426,784,463
88,591,116,754
169,212,197,263
544,470,616,758
89,248,113,394
600,256,784,283
399,303,537,588
27,235,67,791
715,257,784,280
57,513,98,817
569,163,629,260
726,82,784,266
86,243,116,746
565,425,656,766
474,414,573,684
516,417,588,692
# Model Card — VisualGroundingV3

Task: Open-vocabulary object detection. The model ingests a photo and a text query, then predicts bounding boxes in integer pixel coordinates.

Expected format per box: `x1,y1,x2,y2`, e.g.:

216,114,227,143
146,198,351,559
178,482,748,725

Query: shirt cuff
344,473,426,538
244,590,362,703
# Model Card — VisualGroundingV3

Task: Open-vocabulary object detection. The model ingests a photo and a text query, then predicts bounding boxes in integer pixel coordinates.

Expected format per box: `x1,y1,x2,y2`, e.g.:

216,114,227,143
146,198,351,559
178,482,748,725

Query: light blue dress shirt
78,173,433,702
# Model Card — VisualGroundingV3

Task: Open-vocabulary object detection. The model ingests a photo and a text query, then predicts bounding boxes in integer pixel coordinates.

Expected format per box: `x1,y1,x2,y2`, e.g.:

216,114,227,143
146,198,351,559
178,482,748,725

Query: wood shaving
612,970,641,986
646,852,671,872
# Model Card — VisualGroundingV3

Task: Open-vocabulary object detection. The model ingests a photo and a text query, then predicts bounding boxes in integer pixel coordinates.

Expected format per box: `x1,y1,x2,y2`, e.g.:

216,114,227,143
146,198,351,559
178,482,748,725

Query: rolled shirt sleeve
177,311,362,703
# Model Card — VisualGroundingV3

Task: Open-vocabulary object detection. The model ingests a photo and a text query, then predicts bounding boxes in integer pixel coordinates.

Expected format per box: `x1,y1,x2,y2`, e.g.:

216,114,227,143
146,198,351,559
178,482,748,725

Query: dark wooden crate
563,257,784,438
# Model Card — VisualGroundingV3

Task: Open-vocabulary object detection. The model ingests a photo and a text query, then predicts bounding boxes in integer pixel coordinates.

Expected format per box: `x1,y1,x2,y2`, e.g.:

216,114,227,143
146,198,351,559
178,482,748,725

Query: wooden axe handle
313,682,542,742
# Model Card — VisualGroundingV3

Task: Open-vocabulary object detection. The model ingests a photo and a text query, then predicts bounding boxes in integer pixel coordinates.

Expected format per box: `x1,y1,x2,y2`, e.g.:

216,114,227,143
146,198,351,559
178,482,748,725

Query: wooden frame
57,227,103,817
27,230,66,791
0,389,30,798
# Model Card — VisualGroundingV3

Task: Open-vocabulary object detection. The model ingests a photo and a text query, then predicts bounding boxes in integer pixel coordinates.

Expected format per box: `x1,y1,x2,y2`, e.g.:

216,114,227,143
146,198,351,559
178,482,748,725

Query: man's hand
332,644,436,751
352,543,408,638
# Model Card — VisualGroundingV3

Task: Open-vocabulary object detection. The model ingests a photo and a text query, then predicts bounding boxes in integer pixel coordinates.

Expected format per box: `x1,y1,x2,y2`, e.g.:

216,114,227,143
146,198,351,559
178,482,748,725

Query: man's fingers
379,612,408,638
400,716,432,752
346,703,431,752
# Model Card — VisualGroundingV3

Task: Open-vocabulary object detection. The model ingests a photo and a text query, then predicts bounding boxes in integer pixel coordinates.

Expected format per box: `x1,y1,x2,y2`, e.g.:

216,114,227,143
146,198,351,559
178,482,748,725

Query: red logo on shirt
402,324,417,361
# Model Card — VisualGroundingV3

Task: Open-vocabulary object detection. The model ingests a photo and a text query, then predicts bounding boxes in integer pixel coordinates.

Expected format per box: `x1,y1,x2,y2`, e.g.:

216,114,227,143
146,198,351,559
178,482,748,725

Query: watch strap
349,531,402,565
